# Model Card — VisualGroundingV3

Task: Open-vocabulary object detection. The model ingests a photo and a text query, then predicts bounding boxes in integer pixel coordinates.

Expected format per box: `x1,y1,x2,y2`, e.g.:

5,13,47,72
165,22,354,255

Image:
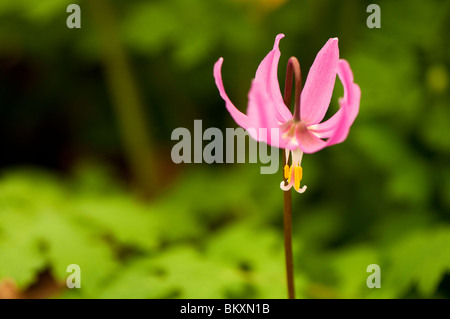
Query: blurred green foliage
0,0,449,298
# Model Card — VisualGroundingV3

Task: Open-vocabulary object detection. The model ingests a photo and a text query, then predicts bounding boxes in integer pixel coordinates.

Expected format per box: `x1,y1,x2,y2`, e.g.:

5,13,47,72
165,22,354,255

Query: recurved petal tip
275,33,285,41
213,56,251,130
295,185,307,194
272,34,285,50
214,57,224,71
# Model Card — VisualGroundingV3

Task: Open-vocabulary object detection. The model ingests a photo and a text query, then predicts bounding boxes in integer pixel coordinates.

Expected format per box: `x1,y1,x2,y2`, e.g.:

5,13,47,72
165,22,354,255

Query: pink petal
295,124,328,153
254,34,293,123
213,58,255,129
246,80,285,148
247,81,279,129
214,59,287,149
300,38,339,125
308,59,361,145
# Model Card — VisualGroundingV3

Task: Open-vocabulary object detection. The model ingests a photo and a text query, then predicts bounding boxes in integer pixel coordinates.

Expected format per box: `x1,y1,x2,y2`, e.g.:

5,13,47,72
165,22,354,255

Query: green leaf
206,224,288,298
376,226,450,298
0,236,45,288
330,245,379,298
35,211,118,297
98,262,174,299
74,196,161,251
147,246,246,298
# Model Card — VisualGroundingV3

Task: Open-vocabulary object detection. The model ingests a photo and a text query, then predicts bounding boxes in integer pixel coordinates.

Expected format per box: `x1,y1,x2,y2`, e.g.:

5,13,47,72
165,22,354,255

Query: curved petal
308,59,361,145
254,34,293,123
300,38,339,125
280,180,293,191
280,179,307,193
246,80,285,148
214,58,255,129
247,80,280,129
295,125,328,153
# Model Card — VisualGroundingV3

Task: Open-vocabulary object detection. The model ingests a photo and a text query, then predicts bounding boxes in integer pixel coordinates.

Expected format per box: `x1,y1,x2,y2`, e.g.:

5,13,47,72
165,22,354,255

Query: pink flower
214,34,361,193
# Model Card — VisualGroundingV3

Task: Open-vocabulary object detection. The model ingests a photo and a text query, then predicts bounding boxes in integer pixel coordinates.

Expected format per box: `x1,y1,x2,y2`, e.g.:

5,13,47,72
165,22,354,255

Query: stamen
285,148,290,164
294,166,302,191
291,148,303,167
284,165,290,180
288,165,293,184
280,148,307,193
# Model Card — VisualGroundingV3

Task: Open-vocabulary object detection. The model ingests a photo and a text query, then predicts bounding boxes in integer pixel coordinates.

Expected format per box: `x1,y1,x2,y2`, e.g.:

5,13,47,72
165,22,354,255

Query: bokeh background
0,0,449,299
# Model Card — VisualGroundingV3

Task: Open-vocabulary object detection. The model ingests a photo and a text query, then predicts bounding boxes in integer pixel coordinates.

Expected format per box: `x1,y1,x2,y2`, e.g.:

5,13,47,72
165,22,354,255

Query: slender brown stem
284,57,302,122
282,57,302,299
282,152,295,299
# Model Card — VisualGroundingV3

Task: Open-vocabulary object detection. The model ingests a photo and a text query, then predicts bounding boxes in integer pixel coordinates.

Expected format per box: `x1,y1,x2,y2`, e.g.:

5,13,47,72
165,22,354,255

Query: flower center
281,120,307,145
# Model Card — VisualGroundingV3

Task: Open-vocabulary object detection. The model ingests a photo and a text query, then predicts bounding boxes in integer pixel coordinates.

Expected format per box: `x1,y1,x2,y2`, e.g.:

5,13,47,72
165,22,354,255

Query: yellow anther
287,165,293,184
294,166,303,191
284,165,290,180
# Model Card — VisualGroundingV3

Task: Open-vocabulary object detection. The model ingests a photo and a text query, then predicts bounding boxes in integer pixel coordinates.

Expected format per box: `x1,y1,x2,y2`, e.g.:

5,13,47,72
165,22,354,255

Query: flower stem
282,155,295,299
282,56,302,299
